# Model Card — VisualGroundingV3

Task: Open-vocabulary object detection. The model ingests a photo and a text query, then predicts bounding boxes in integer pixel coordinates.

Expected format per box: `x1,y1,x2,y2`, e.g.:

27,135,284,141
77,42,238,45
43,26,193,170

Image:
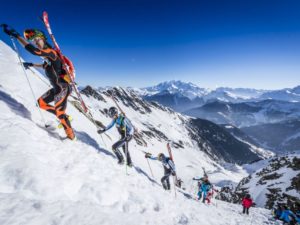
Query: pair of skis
167,143,177,197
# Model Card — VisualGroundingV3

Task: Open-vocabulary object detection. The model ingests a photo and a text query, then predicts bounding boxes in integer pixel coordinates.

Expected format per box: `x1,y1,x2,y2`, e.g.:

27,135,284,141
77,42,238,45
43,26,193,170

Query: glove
171,171,176,176
42,61,49,69
23,62,33,70
145,152,152,158
192,177,196,180
97,129,105,134
1,24,20,38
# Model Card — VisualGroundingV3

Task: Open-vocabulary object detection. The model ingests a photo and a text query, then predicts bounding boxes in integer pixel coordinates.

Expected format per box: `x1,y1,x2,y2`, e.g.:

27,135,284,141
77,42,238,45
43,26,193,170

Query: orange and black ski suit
25,43,74,138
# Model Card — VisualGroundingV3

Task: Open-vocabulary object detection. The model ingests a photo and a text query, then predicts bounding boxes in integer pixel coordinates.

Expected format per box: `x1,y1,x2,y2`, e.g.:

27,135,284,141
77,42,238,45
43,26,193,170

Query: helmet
158,153,165,161
108,107,118,118
24,29,46,41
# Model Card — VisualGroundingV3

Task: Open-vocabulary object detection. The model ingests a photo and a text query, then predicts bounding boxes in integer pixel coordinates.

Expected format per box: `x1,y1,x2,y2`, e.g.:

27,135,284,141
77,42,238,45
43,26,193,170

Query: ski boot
65,127,76,140
58,115,73,129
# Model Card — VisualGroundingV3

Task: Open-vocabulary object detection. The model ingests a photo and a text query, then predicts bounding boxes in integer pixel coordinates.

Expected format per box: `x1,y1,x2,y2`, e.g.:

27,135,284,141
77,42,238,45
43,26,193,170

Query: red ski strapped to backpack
62,55,75,78
59,54,75,82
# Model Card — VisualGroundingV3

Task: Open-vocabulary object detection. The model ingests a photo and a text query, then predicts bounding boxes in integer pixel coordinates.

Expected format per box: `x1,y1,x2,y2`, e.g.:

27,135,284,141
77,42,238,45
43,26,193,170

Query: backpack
54,50,75,83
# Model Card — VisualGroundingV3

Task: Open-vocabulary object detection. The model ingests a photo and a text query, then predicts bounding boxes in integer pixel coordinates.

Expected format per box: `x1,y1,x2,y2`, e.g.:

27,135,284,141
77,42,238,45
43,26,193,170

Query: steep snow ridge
235,154,300,209
0,40,275,224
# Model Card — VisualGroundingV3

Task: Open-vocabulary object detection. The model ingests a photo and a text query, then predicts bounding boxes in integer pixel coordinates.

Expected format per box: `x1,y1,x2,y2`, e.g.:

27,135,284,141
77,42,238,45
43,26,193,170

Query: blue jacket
274,208,282,218
104,114,134,135
201,182,211,193
280,209,295,222
296,210,300,223
149,156,176,173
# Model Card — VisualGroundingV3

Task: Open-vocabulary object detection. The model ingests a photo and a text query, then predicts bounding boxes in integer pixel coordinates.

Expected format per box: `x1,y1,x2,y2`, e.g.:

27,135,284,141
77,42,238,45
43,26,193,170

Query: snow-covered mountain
141,80,268,102
221,124,274,159
184,99,300,128
142,80,208,100
0,40,276,224
235,154,300,209
242,119,300,153
203,87,267,103
260,86,300,102
217,154,300,211
143,90,204,112
84,86,266,164
141,81,271,112
141,81,300,114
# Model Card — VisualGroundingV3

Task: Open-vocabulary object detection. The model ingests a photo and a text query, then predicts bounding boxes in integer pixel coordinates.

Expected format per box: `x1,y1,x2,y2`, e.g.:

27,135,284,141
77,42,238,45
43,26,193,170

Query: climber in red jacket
242,194,253,215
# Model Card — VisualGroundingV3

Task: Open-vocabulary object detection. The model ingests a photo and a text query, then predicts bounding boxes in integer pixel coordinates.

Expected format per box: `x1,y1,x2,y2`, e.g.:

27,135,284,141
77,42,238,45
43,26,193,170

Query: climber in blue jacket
145,152,176,190
280,205,296,224
98,107,134,166
193,175,212,203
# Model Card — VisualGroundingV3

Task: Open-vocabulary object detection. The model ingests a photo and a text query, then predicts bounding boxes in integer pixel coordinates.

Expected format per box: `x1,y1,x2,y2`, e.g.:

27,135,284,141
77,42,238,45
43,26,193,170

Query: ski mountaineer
2,25,75,140
280,205,297,224
241,194,253,215
145,152,176,190
98,107,134,166
193,175,212,203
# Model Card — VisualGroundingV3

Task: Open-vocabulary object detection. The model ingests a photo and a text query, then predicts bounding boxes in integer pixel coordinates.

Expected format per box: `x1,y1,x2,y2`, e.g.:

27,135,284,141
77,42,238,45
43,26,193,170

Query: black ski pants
112,132,132,164
161,168,172,190
38,83,72,131
243,207,249,215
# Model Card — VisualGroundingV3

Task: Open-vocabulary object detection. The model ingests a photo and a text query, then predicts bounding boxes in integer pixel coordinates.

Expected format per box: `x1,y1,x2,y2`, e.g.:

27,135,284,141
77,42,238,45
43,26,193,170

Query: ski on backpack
166,142,178,197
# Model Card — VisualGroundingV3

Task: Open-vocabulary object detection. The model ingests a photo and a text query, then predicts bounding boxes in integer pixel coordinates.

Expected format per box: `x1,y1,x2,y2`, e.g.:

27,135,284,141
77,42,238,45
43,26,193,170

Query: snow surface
0,40,276,224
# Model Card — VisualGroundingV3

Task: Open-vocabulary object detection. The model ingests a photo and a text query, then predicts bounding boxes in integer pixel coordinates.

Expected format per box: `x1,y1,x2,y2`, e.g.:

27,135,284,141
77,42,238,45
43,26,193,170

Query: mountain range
140,80,300,153
141,80,300,110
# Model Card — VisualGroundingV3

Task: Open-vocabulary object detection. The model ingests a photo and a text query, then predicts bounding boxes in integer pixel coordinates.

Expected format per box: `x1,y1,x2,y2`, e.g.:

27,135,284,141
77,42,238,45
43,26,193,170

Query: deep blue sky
1,0,300,89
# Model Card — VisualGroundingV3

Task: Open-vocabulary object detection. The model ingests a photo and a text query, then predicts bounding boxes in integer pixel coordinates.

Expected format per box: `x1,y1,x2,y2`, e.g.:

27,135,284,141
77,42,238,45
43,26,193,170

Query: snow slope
0,40,275,225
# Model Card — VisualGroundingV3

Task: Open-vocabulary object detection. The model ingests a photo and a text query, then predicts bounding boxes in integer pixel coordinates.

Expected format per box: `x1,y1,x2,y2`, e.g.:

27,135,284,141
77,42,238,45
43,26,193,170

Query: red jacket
242,198,253,208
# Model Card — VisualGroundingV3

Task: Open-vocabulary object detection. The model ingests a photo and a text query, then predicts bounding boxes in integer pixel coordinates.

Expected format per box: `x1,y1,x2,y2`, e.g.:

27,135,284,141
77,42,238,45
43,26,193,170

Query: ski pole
173,176,177,198
146,157,155,179
88,111,108,148
124,126,129,175
10,37,49,128
27,67,51,88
